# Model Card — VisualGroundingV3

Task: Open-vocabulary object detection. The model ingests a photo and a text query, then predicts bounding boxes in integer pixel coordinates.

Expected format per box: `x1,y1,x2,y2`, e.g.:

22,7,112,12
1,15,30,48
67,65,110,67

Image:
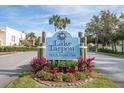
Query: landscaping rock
78,82,82,85
80,81,84,84
33,78,36,80
85,79,88,83
34,77,95,87
66,83,71,86
89,78,94,81
74,83,76,86
59,84,63,87
53,84,57,87
39,80,44,84
71,83,75,86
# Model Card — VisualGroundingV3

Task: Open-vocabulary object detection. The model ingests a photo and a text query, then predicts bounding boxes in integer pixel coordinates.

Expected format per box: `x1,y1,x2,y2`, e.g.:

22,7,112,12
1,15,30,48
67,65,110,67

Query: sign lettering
46,31,80,60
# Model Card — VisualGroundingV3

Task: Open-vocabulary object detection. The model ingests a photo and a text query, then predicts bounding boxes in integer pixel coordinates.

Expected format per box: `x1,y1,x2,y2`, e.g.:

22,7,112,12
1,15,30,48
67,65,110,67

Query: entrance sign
46,31,80,60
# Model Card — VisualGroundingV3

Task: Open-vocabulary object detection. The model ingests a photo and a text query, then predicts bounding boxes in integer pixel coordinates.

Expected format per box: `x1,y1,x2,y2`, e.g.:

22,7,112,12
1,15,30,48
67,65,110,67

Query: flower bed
30,56,95,86
35,70,88,82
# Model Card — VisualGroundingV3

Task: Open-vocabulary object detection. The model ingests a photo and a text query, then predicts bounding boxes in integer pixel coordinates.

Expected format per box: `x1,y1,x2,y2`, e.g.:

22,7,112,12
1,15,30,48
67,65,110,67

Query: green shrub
36,70,53,81
0,47,4,52
98,48,124,55
47,60,76,70
75,72,87,80
52,73,63,82
43,72,53,81
36,70,46,79
0,46,36,52
98,48,119,54
63,73,76,82
36,71,89,82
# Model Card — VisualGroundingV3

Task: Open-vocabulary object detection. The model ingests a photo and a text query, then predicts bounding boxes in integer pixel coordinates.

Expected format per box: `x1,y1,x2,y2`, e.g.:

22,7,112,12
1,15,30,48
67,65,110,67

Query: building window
11,35,16,42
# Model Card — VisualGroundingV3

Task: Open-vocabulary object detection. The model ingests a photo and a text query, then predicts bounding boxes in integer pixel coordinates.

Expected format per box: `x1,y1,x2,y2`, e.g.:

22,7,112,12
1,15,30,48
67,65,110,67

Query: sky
0,5,124,37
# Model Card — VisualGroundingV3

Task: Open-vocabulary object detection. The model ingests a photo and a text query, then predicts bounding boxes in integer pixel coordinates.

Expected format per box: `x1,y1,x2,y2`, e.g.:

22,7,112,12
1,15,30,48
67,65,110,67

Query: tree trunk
55,27,57,32
112,43,114,51
95,37,98,52
114,42,117,52
103,44,105,49
122,40,124,52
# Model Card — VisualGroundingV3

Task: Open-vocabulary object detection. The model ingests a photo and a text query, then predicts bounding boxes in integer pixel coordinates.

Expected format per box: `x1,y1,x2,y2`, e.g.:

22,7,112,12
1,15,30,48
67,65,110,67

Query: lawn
7,70,119,88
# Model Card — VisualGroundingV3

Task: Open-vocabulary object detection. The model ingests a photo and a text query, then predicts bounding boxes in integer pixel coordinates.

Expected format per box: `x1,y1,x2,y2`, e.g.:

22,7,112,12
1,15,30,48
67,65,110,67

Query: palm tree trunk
55,26,57,32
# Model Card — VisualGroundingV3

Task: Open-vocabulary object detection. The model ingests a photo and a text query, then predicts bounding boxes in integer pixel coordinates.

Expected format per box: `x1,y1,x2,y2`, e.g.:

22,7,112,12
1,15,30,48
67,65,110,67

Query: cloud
43,6,96,16
0,5,124,37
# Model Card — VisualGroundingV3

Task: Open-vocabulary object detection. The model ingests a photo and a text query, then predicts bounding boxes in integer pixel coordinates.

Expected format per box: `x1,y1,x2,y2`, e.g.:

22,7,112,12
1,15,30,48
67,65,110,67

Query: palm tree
57,19,63,30
57,17,70,30
49,15,60,32
49,15,71,31
26,32,36,47
62,17,70,30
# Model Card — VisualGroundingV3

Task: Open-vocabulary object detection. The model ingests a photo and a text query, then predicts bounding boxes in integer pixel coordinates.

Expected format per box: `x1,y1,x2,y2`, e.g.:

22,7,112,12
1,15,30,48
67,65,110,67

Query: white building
0,27,26,46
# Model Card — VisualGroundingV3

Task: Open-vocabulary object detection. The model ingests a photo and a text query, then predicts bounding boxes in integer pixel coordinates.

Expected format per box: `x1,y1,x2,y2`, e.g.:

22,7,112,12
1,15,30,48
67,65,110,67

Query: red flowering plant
77,56,85,71
86,57,95,72
68,66,76,73
77,56,95,72
57,69,63,73
48,69,58,74
30,57,47,74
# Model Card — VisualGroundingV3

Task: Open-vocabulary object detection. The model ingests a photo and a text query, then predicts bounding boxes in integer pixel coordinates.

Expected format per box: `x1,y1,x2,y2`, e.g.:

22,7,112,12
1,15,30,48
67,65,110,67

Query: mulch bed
33,77,95,87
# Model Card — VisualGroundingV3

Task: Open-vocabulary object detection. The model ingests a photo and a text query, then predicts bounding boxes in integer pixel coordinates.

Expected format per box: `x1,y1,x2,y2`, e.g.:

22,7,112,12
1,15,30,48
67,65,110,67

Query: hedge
0,46,36,52
98,48,124,55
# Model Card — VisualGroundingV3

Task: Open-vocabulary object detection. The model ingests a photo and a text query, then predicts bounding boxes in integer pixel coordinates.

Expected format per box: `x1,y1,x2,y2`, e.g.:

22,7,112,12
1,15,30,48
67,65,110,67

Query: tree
35,36,40,46
117,13,124,52
85,10,119,51
85,15,102,51
49,15,71,31
100,10,119,50
49,15,60,32
26,32,37,47
61,17,70,30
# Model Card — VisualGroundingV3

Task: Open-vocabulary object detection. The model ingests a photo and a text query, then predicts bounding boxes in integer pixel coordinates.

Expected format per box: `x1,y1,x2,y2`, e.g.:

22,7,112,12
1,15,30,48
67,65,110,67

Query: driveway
88,52,124,88
0,52,36,88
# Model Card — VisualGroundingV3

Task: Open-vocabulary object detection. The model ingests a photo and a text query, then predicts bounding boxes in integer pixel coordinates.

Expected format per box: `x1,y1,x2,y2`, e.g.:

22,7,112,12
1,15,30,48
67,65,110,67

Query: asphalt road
0,52,37,88
0,52,124,88
88,52,124,88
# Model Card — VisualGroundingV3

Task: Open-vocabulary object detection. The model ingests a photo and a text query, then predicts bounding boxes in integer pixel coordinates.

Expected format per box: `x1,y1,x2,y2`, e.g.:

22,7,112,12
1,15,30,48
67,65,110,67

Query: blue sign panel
46,31,80,60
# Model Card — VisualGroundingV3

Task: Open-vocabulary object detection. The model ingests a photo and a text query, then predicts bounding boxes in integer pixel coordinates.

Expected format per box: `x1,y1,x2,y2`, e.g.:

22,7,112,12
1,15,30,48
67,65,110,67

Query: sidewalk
0,52,16,56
